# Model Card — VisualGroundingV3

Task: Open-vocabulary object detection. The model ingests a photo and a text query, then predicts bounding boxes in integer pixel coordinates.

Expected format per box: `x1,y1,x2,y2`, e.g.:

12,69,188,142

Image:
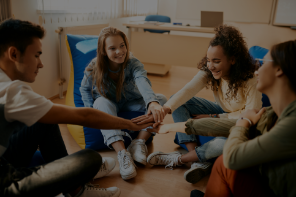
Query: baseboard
49,91,67,101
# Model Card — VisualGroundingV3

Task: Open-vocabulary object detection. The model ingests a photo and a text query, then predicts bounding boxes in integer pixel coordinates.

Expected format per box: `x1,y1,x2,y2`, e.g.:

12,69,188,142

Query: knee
76,149,102,171
93,97,116,111
210,138,227,150
156,94,167,106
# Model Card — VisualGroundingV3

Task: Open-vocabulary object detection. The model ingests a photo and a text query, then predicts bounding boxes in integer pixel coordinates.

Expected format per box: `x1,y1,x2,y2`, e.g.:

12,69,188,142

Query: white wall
158,0,296,49
10,0,296,98
11,0,145,98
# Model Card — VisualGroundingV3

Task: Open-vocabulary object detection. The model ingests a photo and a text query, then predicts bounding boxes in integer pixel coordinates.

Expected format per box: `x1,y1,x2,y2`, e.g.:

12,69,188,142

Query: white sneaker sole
184,164,213,184
147,151,180,165
112,188,121,197
127,144,148,165
121,169,137,180
133,156,147,165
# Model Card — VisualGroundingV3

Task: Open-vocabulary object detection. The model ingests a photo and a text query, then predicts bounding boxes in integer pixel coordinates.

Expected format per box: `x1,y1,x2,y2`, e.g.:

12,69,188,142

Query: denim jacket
80,55,159,108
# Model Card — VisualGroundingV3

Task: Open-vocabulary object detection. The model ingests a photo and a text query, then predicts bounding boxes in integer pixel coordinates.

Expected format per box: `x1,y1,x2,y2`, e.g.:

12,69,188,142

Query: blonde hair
87,27,130,101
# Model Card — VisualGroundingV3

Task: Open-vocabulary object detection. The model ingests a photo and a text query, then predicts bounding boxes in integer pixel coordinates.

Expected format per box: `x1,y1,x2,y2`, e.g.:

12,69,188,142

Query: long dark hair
198,25,257,102
267,40,296,131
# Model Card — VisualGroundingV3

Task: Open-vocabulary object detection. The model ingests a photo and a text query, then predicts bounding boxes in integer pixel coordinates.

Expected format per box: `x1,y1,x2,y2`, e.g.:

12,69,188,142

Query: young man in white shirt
0,19,152,197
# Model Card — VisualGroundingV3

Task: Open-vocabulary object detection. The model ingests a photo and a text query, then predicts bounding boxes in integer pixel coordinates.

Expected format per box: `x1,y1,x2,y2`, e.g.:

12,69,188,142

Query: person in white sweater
132,25,262,183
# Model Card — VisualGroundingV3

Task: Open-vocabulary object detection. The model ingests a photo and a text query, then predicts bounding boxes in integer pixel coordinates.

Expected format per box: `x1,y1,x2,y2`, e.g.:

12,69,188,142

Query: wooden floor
53,66,214,197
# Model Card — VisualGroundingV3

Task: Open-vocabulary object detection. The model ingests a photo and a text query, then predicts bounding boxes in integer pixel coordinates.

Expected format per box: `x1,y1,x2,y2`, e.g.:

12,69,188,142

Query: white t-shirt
0,68,53,127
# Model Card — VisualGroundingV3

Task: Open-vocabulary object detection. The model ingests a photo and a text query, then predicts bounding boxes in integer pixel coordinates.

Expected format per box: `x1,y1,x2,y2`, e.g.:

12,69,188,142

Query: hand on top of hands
147,102,165,124
129,122,154,132
131,103,171,128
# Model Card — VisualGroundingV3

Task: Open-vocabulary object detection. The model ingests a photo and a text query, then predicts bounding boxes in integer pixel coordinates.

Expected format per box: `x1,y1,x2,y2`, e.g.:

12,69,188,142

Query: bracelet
236,117,252,127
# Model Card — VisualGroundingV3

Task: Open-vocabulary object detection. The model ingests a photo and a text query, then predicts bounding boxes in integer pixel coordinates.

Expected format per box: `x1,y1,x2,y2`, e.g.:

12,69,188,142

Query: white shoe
79,183,121,197
147,151,182,169
117,149,137,180
127,139,148,165
94,157,116,179
184,162,212,184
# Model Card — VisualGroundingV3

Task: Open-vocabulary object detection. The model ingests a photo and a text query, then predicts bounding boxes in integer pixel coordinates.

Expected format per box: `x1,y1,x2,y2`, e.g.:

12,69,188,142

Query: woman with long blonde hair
80,27,167,180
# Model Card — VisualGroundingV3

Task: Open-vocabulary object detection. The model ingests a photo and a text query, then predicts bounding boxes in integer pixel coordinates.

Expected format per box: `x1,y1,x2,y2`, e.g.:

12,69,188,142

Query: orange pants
204,155,275,197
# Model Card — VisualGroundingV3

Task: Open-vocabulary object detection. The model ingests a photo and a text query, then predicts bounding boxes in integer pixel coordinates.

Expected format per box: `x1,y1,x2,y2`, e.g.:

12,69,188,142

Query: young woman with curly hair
132,25,262,183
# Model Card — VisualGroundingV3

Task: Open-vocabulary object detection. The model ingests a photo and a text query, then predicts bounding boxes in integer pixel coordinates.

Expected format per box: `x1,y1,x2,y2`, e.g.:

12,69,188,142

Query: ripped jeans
93,94,167,148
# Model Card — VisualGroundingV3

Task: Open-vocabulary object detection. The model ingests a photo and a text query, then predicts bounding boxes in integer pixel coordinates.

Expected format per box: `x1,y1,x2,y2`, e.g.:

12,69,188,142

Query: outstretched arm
132,70,208,125
147,122,187,134
39,104,153,131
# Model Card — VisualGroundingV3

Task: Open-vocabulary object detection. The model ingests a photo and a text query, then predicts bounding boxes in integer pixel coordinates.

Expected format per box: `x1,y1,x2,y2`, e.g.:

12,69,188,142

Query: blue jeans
172,96,228,162
93,94,167,148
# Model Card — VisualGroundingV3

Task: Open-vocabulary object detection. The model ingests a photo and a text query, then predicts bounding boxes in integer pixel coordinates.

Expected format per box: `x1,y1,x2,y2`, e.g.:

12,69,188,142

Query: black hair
0,19,45,57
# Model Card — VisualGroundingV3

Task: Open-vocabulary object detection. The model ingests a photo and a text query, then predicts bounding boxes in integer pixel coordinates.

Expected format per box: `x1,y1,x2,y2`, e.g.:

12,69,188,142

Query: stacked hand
129,122,154,132
132,103,170,127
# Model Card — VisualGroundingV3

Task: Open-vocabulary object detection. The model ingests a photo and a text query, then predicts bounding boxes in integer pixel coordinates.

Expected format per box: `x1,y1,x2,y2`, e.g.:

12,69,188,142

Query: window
0,0,12,22
37,0,158,18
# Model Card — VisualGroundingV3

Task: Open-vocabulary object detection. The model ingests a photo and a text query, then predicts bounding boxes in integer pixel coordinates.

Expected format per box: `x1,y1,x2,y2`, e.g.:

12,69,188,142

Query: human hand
147,102,166,124
146,124,170,134
237,108,266,127
129,121,154,132
131,114,161,128
131,114,154,124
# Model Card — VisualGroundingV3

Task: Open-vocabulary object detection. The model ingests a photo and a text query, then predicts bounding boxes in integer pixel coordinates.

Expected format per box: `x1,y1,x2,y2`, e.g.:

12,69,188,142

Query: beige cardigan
164,70,262,119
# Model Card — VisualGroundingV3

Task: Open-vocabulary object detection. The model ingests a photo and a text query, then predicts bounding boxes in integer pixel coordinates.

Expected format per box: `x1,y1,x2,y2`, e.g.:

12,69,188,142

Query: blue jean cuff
195,146,206,162
141,126,156,136
176,132,198,144
105,136,125,149
104,131,134,149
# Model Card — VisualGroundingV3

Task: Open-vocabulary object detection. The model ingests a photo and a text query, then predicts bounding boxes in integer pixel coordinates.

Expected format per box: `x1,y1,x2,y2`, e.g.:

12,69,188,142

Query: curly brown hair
198,25,257,101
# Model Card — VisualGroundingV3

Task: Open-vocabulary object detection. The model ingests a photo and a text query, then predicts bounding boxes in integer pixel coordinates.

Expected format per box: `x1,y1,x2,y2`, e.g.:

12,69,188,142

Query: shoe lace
99,159,107,172
119,152,136,169
85,183,106,191
155,154,180,170
133,140,148,155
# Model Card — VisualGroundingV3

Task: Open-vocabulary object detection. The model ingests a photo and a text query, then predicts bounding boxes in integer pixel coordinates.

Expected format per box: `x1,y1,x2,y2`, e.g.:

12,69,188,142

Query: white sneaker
79,183,121,197
184,162,212,184
127,139,148,165
94,157,116,179
117,149,137,180
147,151,182,169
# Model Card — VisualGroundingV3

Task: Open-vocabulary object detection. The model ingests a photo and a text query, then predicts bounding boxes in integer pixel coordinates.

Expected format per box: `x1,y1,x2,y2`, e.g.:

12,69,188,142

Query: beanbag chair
65,34,152,150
